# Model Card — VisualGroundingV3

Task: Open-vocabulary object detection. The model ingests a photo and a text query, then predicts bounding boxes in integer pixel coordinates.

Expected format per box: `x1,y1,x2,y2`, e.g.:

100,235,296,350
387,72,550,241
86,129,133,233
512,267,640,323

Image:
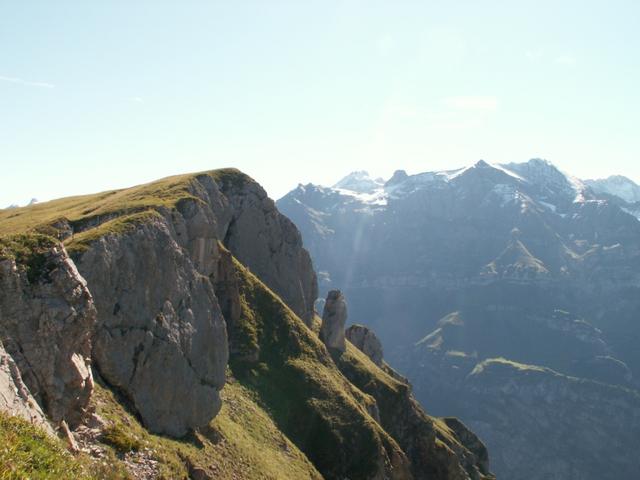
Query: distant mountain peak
503,158,587,203
333,170,384,193
527,157,553,167
586,175,640,204
385,169,409,187
505,158,562,176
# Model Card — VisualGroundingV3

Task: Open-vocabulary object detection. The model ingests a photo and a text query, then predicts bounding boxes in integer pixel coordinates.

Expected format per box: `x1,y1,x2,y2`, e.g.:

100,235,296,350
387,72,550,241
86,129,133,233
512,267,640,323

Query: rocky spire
320,290,347,352
345,324,384,366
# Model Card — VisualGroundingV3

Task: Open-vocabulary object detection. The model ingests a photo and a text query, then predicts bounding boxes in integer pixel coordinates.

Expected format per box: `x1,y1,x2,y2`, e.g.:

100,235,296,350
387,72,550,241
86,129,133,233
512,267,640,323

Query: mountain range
278,159,640,480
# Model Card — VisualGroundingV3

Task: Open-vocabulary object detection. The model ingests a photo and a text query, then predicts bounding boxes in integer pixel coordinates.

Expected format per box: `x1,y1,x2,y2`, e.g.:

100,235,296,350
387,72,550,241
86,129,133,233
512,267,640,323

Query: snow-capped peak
503,158,586,203
314,159,599,209
332,171,385,194
503,158,565,184
443,160,524,182
585,176,640,204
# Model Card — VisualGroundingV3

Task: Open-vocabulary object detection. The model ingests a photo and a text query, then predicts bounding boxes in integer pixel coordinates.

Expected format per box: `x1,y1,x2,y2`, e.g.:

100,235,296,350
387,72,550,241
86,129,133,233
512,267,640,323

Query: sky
2,1,640,206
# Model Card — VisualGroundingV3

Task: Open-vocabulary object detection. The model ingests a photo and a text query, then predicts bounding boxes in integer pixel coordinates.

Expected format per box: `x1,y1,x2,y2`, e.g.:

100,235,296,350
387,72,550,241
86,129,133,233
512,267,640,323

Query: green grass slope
90,377,322,480
0,410,128,480
333,344,493,479
226,256,409,479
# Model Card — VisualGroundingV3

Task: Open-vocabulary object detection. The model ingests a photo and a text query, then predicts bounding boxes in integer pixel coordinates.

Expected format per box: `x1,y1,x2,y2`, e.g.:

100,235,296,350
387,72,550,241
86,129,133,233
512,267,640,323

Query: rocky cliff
0,236,95,429
0,169,491,479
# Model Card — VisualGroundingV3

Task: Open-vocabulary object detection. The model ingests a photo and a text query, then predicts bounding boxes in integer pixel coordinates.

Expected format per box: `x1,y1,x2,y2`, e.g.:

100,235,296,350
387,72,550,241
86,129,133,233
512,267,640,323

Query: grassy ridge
0,168,250,254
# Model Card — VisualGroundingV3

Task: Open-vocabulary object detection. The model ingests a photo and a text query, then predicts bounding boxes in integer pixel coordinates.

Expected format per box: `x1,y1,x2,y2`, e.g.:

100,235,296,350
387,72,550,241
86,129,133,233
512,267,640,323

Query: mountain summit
333,170,385,193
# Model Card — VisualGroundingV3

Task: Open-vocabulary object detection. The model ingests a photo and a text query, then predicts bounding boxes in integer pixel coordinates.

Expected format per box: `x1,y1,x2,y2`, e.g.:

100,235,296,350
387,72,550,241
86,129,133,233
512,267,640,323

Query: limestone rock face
320,290,347,352
76,220,229,437
0,246,96,427
0,340,54,435
346,324,384,366
57,171,319,437
218,176,318,325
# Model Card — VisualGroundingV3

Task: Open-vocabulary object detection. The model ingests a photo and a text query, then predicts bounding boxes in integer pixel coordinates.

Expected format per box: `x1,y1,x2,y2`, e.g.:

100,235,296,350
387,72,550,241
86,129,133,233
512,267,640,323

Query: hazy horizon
2,156,629,209
2,1,639,206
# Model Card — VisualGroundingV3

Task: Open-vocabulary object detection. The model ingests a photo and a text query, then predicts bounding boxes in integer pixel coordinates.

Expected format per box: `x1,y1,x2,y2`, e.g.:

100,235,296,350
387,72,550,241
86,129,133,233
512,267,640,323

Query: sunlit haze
2,1,639,207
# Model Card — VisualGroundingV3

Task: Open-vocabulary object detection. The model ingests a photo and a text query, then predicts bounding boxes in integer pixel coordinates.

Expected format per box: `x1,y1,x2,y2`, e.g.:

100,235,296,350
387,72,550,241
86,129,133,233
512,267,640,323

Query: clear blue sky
2,1,639,206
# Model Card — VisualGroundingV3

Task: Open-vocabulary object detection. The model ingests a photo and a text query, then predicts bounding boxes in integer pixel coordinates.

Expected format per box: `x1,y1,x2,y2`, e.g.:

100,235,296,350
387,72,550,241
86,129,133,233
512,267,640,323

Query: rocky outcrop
346,324,384,366
76,219,229,437
0,340,54,435
0,243,95,427
67,170,318,436
443,417,491,475
216,173,318,325
320,290,347,352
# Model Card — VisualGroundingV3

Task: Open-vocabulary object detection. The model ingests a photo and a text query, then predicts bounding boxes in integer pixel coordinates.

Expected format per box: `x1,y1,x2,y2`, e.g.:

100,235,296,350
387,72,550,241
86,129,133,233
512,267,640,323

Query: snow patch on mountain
333,171,385,193
586,176,640,204
491,164,526,181
446,165,473,180
491,184,522,207
333,187,388,206
567,176,588,203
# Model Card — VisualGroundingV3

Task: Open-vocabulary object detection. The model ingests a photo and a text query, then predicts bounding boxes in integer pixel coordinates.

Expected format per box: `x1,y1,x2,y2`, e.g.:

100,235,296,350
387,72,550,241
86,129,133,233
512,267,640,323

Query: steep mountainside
278,159,640,480
0,169,491,479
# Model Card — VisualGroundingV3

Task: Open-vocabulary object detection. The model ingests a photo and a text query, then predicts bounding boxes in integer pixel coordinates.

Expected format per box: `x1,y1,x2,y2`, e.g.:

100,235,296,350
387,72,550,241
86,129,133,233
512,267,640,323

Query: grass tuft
0,234,59,283
0,410,128,480
101,425,142,454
